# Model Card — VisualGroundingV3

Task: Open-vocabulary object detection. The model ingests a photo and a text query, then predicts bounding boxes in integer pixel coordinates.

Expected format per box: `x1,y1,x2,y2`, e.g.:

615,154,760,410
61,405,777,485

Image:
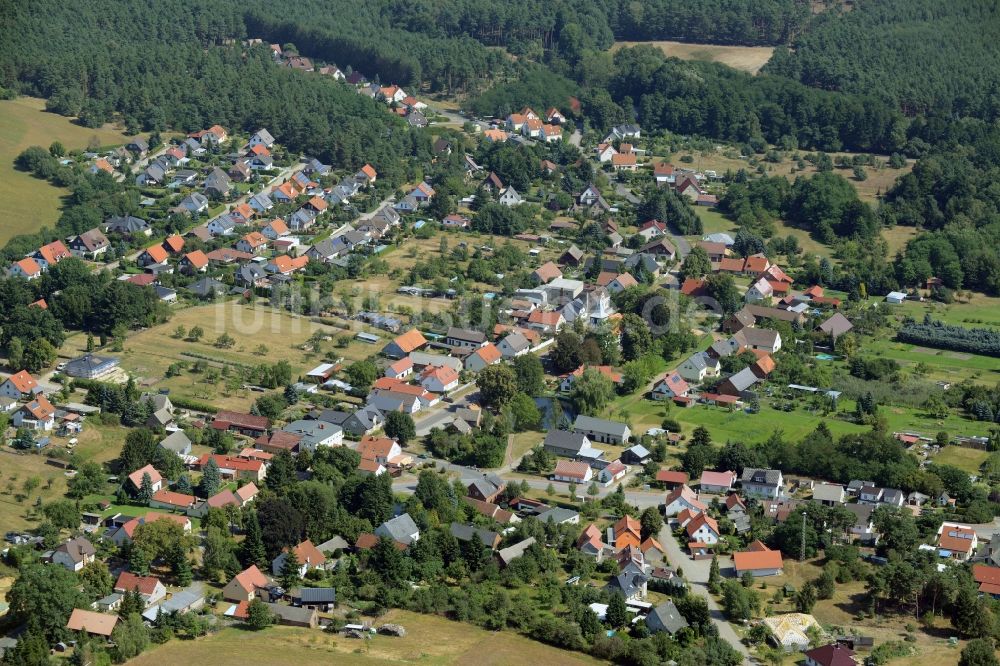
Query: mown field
89,301,385,412
0,450,71,531
129,609,605,666
0,97,131,245
611,41,775,74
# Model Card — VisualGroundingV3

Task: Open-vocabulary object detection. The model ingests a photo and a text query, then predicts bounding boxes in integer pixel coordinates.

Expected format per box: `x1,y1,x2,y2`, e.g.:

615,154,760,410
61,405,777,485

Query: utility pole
800,511,807,562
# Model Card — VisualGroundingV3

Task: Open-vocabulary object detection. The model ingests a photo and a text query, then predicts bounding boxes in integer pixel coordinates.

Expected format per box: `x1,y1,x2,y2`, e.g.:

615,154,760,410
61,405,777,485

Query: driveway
658,523,752,664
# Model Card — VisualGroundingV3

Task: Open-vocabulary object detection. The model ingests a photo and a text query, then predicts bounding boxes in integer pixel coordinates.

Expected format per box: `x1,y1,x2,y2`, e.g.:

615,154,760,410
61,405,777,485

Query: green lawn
933,446,989,475
896,296,1000,331
864,338,1000,383
0,96,131,245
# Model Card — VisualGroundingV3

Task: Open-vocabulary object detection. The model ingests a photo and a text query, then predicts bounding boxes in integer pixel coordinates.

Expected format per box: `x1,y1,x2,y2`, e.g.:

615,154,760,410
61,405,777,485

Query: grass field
864,338,1000,384
98,301,385,412
897,295,1000,331
0,450,70,531
129,610,604,666
0,97,131,245
611,41,775,74
933,446,989,474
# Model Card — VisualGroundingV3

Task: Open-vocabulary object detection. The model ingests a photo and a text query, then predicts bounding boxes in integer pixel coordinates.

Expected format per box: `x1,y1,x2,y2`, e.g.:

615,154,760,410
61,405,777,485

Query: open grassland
611,41,775,74
96,301,384,411
933,445,989,474
0,97,130,245
0,450,70,531
863,337,1000,385
605,391,867,443
129,610,605,666
897,295,1000,330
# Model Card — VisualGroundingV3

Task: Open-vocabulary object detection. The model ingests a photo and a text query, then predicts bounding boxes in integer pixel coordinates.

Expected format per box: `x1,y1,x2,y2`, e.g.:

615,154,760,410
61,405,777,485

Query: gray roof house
498,332,531,358
159,430,192,456
203,167,232,198
186,277,228,298
106,215,150,236
496,537,536,567
375,513,420,545
607,561,648,601
740,468,783,499
646,600,689,635
63,354,120,379
812,483,846,506
341,406,384,437
175,193,209,215
542,430,604,461
717,367,759,397
572,415,631,445
449,523,500,549
293,587,335,608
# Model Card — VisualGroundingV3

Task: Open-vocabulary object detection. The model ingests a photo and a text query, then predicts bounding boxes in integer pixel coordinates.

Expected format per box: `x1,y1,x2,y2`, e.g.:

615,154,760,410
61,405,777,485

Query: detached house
223,565,270,602
69,228,111,258
936,522,978,561
53,536,96,572
272,539,326,577
8,257,41,280
0,370,40,400
740,468,783,499
572,415,630,445
13,394,55,431
651,372,690,401
678,352,721,383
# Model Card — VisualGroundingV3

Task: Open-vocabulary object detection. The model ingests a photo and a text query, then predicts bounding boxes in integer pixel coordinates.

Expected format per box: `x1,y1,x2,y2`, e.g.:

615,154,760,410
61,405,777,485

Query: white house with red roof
13,394,55,430
936,521,978,561
664,485,707,516
420,365,459,393
8,257,42,280
128,464,163,494
464,343,502,372
552,460,593,483
115,571,167,607
0,370,40,400
699,470,737,494
651,372,690,400
384,357,414,380
685,514,720,545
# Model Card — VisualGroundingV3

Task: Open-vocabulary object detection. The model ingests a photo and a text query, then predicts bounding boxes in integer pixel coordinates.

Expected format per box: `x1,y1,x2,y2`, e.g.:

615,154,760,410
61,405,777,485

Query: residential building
0,370,39,400
699,470,736,494
936,522,978,561
542,429,604,462
222,565,270,602
686,514,720,545
272,539,326,577
572,415,630,445
66,609,118,638
375,513,420,545
733,541,784,576
127,464,163,494
740,468,784,499
114,572,167,607
552,460,593,483
53,537,96,572
645,601,689,636
677,352,721,383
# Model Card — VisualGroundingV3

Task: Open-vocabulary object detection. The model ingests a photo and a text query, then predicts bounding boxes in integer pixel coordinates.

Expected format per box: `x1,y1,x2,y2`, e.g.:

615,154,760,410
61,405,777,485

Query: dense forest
766,0,1000,120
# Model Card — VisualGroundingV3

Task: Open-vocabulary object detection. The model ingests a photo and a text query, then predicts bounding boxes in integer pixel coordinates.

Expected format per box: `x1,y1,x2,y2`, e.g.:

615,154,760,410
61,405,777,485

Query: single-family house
114,572,167,607
222,565,270,602
552,459,593,483
272,539,326,577
53,536,96,572
664,485,707,516
733,541,784,576
376,513,420,546
542,429,604,462
936,522,978,561
740,468,783,499
651,372,690,400
678,352,721,383
66,609,118,638
646,601,689,636
699,470,736,494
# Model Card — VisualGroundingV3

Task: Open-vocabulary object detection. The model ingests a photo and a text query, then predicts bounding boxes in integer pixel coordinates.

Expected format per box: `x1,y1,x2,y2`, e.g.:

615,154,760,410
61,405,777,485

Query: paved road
657,523,753,664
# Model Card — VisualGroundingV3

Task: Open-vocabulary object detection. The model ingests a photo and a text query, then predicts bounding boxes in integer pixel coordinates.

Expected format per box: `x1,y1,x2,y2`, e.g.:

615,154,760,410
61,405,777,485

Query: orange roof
553,459,591,480
474,343,502,365
128,464,162,490
290,255,309,270
67,609,118,637
392,328,428,354
360,164,377,180
533,261,562,283
527,310,562,327
753,355,776,375
92,158,114,174
357,436,397,460
115,571,162,596
266,218,289,234
151,488,195,507
656,470,689,485
508,113,527,125
358,458,385,473
274,182,299,199
163,235,185,253
12,257,41,276
142,244,169,264
199,454,265,473
939,531,976,554
743,255,770,273
270,255,294,273
249,143,270,157
5,370,38,394
596,271,617,287
733,548,783,572
640,537,664,554
231,565,268,593
421,364,458,385
287,539,326,567
242,231,267,248
686,513,720,538
611,153,637,166
233,203,254,220
208,124,227,138
483,129,508,142
681,278,707,296
718,257,745,272
30,298,47,309
307,196,328,211
38,240,71,264
184,250,209,269
22,394,54,420
614,515,641,539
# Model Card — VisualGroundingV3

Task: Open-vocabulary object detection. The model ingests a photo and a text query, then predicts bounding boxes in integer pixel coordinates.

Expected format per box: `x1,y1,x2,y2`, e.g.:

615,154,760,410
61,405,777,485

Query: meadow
128,609,605,666
611,41,775,74
0,97,130,245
